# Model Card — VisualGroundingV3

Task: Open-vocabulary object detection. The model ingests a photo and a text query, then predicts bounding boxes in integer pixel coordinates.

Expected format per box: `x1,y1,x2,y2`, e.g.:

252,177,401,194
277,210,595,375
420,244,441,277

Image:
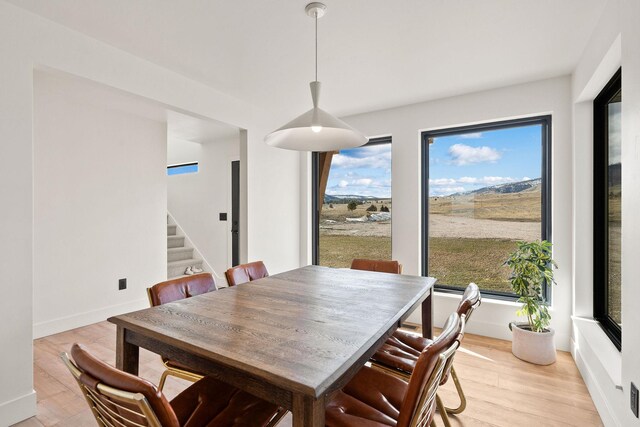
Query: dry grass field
319,186,544,294
429,189,541,222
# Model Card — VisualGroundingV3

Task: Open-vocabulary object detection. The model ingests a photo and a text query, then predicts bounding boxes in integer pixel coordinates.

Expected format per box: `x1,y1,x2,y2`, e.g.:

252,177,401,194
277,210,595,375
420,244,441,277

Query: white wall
167,136,239,276
572,0,640,425
303,76,574,350
0,2,301,424
33,71,167,338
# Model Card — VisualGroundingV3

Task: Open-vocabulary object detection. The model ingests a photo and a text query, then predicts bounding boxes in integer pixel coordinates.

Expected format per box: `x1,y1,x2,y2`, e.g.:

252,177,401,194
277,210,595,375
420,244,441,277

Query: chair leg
158,369,170,391
436,394,452,427
443,366,466,415
266,407,289,427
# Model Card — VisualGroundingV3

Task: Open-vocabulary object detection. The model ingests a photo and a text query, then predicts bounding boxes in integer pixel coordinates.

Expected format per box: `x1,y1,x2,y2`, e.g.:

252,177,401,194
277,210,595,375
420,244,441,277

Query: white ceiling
13,1,606,118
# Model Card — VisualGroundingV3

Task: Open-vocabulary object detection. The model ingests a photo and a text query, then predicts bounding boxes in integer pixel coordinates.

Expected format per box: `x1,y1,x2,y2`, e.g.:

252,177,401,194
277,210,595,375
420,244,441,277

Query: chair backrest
456,282,481,322
225,261,269,286
62,343,180,427
350,259,402,274
147,273,217,306
397,312,463,427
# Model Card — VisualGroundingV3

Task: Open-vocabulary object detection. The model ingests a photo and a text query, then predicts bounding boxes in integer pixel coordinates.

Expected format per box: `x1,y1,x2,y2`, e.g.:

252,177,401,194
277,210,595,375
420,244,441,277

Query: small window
167,162,198,176
422,116,551,299
593,68,622,350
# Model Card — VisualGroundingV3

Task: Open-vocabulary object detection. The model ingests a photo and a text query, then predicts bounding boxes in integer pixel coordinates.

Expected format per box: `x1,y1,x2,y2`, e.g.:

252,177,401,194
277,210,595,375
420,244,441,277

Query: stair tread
167,235,184,239
167,258,203,267
167,247,193,252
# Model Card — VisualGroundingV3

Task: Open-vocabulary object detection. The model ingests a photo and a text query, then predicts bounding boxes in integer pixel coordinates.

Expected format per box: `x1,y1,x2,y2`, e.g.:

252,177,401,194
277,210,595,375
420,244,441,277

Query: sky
428,124,542,196
325,124,542,198
325,143,391,198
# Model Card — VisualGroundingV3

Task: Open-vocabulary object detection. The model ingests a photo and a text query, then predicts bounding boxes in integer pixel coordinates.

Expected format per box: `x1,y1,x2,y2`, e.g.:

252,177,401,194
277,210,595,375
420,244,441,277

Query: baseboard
0,390,36,426
33,298,148,339
571,338,621,427
406,294,571,351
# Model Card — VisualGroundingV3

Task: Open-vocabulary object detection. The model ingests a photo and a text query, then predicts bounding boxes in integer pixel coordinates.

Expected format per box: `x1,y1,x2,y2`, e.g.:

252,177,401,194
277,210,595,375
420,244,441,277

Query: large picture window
593,68,622,350
422,117,551,298
312,137,392,267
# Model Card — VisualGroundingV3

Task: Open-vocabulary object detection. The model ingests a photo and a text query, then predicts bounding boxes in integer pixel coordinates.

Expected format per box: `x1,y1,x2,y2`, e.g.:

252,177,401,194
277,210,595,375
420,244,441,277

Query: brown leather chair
372,283,481,425
325,312,463,427
146,273,217,390
351,258,403,274
61,343,286,427
225,261,269,286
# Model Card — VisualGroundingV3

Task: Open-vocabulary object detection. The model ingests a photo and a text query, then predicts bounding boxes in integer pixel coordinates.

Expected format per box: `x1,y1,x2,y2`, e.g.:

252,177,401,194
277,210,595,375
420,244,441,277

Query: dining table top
108,265,436,398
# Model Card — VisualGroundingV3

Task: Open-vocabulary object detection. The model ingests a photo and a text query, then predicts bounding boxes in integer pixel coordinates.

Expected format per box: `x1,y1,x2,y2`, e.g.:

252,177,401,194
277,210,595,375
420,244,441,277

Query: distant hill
452,178,541,197
324,194,381,203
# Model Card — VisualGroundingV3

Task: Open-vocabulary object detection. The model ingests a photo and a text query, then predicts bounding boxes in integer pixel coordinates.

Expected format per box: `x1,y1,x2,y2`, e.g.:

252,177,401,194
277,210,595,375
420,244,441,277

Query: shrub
347,201,357,211
329,204,334,208
380,205,390,212
366,204,377,212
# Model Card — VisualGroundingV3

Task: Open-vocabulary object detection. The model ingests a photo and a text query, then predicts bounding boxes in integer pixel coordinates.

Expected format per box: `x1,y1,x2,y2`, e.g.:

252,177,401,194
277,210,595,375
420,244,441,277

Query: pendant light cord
315,12,318,82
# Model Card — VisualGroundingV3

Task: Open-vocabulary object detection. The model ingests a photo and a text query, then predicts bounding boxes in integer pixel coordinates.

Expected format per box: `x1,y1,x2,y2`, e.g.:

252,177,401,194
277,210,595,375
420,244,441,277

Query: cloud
331,145,392,169
459,132,483,139
458,176,477,184
354,178,373,186
338,180,348,188
448,143,501,166
429,178,457,186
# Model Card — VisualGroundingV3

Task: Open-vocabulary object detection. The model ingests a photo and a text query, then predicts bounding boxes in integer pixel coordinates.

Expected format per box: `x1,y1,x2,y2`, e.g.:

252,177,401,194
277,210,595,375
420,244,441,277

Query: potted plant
505,240,557,365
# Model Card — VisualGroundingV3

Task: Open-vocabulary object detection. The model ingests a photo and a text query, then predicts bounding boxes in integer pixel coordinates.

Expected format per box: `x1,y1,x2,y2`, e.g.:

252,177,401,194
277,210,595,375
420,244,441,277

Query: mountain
324,194,380,203
452,178,541,197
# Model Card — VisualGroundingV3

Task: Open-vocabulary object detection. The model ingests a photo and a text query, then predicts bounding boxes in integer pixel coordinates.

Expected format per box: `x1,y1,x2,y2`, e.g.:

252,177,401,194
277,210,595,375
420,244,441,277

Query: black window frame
593,68,622,351
311,136,392,266
421,115,552,301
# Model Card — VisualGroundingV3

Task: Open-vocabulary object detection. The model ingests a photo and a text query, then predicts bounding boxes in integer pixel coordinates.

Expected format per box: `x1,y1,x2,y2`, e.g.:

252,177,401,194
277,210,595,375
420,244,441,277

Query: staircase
167,221,204,279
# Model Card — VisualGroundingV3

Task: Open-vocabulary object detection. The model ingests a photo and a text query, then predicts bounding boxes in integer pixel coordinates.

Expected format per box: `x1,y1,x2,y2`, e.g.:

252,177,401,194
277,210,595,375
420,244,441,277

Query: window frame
421,115,552,301
593,68,622,351
311,136,392,266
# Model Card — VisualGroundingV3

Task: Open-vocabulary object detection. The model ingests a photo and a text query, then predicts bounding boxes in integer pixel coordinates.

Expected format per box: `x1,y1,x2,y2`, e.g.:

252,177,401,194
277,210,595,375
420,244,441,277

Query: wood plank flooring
14,321,602,426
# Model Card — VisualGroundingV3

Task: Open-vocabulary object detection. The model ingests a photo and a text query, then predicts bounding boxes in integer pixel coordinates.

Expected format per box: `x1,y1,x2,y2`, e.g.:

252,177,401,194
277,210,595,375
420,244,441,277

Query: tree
329,203,334,209
366,204,377,212
347,201,357,211
380,205,390,212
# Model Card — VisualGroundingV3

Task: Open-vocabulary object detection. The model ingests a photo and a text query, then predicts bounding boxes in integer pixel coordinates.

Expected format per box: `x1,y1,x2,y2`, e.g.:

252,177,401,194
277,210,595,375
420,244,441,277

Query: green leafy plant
505,240,557,333
366,204,377,212
347,201,358,211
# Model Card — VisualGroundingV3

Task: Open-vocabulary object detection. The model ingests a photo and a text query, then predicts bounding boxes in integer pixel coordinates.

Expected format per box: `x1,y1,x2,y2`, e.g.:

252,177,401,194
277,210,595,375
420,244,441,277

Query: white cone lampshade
265,81,368,151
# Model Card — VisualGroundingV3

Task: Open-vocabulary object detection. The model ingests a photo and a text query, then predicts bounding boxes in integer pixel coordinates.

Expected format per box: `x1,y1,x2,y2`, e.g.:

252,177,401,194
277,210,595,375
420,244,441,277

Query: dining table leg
422,287,434,339
292,394,325,427
115,325,139,375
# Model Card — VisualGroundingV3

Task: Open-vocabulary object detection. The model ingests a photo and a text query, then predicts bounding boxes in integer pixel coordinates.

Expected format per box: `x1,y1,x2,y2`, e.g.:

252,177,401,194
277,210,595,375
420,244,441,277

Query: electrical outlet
118,278,127,290
631,382,639,418
219,212,227,221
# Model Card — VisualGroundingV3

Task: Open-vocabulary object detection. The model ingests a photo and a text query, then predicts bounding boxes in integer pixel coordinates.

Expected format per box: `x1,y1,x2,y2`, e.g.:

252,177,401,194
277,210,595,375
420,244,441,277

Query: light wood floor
14,321,602,427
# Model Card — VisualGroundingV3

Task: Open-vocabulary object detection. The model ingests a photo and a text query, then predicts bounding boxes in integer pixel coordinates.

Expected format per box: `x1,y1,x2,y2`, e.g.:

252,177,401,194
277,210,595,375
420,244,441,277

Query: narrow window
167,162,198,176
593,68,622,350
422,116,551,299
312,137,392,267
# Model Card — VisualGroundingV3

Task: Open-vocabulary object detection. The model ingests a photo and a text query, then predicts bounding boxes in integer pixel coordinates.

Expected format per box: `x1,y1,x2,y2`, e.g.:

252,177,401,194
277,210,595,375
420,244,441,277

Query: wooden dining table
108,265,435,426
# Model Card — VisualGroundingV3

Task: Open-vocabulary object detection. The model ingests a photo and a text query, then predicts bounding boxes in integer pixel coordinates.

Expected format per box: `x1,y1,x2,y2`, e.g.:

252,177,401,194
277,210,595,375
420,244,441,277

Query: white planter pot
510,322,556,365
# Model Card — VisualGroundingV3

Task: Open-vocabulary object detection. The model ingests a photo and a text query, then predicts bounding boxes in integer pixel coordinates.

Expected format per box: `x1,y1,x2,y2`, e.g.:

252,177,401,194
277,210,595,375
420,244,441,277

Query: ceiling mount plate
305,2,326,19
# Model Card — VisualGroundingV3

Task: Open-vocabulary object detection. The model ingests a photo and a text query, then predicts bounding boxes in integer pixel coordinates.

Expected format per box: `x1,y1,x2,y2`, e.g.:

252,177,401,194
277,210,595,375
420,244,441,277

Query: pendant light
264,2,369,151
